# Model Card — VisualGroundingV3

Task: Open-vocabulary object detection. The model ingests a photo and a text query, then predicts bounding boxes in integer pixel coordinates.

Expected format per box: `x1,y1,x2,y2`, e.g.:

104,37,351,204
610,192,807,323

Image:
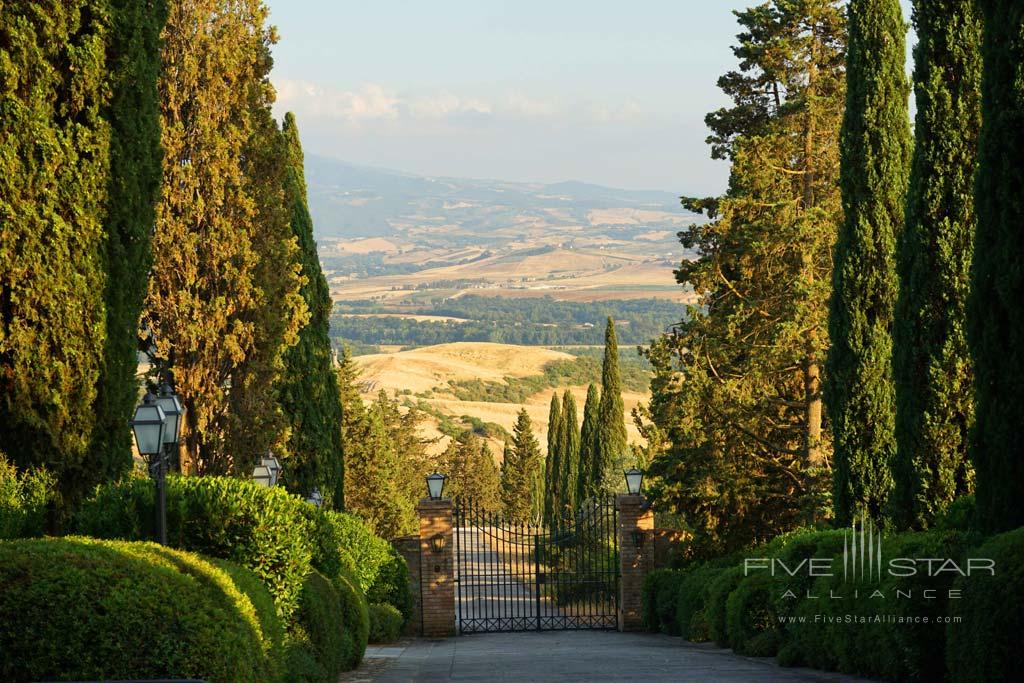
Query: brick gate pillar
616,494,654,632
417,498,456,638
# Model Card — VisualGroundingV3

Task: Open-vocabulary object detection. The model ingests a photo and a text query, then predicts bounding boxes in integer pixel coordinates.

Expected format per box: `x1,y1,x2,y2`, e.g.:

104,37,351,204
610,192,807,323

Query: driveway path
345,631,872,682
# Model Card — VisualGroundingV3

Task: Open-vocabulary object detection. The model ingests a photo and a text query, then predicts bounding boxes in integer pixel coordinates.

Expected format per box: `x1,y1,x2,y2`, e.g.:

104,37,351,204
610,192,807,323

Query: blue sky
266,1,914,195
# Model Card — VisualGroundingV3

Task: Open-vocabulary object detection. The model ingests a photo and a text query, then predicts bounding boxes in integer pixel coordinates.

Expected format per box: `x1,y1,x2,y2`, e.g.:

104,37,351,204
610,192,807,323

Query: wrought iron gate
453,496,619,633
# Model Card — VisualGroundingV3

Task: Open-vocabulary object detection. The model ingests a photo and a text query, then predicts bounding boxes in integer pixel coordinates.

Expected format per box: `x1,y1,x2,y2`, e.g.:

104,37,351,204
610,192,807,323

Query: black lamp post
131,392,168,545
306,487,324,508
253,452,282,487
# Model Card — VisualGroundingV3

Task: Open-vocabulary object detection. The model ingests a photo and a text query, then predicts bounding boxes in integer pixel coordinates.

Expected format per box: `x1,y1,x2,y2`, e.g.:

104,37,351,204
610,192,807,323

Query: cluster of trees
1,1,342,516
332,296,682,346
497,319,632,525
644,0,1021,557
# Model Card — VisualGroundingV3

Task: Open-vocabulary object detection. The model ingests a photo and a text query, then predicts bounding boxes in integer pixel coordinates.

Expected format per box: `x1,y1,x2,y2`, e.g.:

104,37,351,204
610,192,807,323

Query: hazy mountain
304,154,688,240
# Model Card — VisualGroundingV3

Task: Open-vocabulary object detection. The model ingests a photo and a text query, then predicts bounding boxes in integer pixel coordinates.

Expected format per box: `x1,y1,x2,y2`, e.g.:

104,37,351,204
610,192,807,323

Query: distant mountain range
303,154,689,240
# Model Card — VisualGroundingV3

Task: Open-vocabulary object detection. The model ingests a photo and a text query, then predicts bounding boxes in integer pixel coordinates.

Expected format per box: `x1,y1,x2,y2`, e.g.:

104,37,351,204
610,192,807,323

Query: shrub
641,569,684,634
76,476,314,621
369,603,404,643
326,510,393,592
0,455,55,539
333,565,371,670
290,571,347,683
0,537,271,683
935,494,975,532
947,526,1024,682
366,545,414,625
725,572,776,656
705,566,744,647
675,564,724,641
208,557,285,678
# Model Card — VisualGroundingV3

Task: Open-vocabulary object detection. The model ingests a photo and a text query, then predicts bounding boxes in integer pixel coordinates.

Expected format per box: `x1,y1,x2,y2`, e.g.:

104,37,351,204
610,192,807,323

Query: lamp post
306,487,323,508
131,392,168,545
154,382,184,472
426,472,446,500
624,467,644,496
253,452,281,487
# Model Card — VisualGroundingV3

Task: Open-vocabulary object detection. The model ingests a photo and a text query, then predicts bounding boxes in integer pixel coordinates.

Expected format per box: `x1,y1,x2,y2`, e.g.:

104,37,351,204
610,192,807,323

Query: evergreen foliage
643,0,847,554
826,0,912,524
576,384,601,503
543,394,562,528
891,0,981,529
968,0,1024,534
500,409,543,524
0,1,111,509
277,113,345,507
440,433,501,512
142,0,306,475
90,0,168,492
558,390,581,520
595,318,628,492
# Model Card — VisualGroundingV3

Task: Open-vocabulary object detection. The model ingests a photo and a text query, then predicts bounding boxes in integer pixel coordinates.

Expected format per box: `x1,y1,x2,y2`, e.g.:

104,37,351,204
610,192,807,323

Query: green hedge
0,537,274,683
288,571,348,683
0,454,55,539
333,564,371,670
369,602,404,643
640,523,1021,682
75,476,314,621
947,526,1024,682
208,557,285,679
641,569,684,634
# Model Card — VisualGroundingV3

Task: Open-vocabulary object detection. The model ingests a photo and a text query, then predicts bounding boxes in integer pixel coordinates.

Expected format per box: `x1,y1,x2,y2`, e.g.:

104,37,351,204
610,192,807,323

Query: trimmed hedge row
642,521,1021,681
369,603,404,643
0,537,275,683
75,475,412,625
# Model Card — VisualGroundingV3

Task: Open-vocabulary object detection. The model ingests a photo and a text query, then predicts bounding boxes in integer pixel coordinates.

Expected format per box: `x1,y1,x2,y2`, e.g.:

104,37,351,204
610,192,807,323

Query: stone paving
342,631,873,682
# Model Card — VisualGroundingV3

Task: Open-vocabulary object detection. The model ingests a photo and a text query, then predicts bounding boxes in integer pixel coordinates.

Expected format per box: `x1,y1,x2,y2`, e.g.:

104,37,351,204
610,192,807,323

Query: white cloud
273,80,648,128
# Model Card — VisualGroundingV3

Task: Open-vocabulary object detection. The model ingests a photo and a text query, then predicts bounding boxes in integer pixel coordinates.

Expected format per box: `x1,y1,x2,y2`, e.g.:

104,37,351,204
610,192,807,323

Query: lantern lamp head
130,392,167,457
260,453,282,487
430,533,447,553
624,468,644,496
306,487,323,508
426,472,446,500
154,383,184,446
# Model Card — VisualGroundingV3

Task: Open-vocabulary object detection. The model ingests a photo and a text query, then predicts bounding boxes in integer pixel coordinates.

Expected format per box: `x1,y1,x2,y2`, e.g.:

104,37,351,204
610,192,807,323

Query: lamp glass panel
426,473,445,499
131,404,166,455
253,465,272,487
624,468,643,495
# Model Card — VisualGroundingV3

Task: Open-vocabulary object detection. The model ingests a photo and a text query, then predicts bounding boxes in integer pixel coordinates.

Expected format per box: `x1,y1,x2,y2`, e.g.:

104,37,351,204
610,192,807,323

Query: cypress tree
559,390,581,520
277,113,345,507
595,318,628,492
543,394,562,528
825,0,912,524
891,0,981,529
576,384,601,502
142,0,306,474
968,0,1024,534
89,0,168,491
0,1,111,509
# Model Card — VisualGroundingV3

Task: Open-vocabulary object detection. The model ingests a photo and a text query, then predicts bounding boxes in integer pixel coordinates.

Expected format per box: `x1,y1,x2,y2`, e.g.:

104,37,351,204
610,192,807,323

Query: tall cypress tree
1,1,111,510
576,383,601,502
501,409,543,524
969,0,1024,534
825,0,912,524
89,0,168,491
277,113,345,507
543,394,562,528
891,0,981,529
595,318,628,492
558,390,580,519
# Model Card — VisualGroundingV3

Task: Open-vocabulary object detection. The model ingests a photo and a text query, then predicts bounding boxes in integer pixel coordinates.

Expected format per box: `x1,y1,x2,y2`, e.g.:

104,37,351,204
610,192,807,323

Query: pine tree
558,390,581,520
576,384,601,503
595,318,628,492
543,394,562,528
641,0,847,554
891,0,981,529
826,0,912,524
1,1,111,510
142,0,306,475
90,0,168,491
441,433,501,512
501,409,543,524
969,0,1024,534
277,113,345,506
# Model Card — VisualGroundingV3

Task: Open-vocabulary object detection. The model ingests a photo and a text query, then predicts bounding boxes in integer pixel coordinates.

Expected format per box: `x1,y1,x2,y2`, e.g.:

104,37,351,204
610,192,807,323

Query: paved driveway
343,631,871,682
